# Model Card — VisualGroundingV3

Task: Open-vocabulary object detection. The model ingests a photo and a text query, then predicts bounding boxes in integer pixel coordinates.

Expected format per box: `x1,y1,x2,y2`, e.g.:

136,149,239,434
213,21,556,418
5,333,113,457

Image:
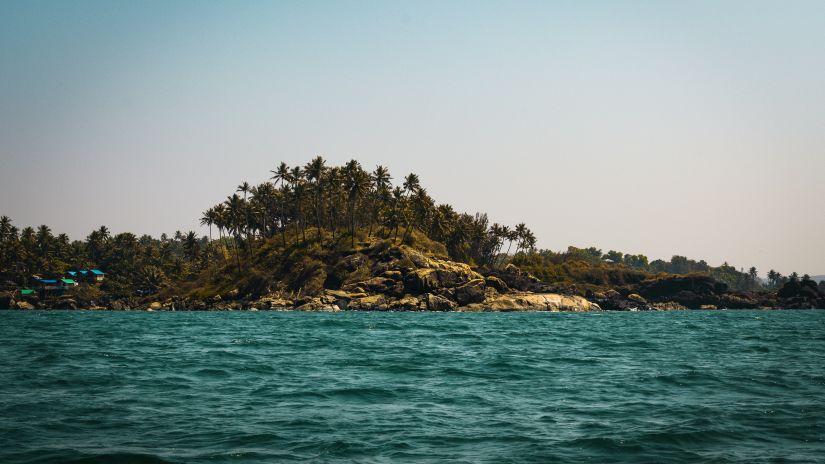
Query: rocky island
1,157,823,311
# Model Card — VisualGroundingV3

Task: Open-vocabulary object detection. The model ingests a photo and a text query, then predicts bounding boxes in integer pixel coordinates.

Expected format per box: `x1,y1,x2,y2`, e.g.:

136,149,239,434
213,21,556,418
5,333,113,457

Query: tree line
199,157,536,268
1,157,538,296
512,245,817,292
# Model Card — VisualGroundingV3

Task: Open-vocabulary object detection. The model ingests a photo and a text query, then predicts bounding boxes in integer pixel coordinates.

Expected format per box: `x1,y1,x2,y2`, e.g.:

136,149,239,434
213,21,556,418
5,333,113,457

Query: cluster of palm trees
0,215,207,297
199,156,537,269
1,157,537,294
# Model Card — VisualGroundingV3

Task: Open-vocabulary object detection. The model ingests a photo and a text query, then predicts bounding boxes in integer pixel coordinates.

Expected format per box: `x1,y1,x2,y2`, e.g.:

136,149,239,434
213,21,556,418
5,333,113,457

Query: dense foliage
0,217,207,298
199,157,536,269
511,246,797,292
1,157,536,297
1,157,817,302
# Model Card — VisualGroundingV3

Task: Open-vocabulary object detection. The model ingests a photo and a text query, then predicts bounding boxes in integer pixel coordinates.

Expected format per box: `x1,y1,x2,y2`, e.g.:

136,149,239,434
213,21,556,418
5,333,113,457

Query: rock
436,287,456,301
699,304,718,310
294,298,341,311
394,247,484,293
488,264,543,291
347,294,389,311
454,279,486,306
650,301,687,310
380,270,403,280
405,268,441,293
343,277,395,294
627,293,647,304
148,301,162,310
484,293,600,312
15,301,35,310
484,275,509,293
720,294,759,309
259,297,294,310
638,275,726,301
389,295,422,311
425,293,457,311
591,290,650,311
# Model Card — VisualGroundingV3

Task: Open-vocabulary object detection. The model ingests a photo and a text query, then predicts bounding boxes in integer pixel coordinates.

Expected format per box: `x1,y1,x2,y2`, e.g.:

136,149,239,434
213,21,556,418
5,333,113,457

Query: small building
59,279,78,288
89,269,105,282
20,289,35,296
35,279,59,291
66,271,78,278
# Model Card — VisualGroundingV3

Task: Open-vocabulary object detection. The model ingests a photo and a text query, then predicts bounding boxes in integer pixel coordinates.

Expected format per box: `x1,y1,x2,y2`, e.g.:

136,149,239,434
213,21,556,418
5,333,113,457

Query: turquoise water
1,311,824,463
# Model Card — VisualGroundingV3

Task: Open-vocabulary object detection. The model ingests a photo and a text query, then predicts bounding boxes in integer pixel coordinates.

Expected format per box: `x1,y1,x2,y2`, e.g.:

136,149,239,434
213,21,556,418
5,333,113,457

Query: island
2,157,824,311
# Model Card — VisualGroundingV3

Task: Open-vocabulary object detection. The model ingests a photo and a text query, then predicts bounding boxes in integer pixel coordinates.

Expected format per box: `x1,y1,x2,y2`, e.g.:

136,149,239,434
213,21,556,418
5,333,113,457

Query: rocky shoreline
3,243,822,312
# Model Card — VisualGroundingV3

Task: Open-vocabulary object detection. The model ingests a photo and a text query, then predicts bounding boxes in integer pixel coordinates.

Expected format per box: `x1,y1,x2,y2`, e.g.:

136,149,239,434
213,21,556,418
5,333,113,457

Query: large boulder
15,301,35,310
454,279,486,306
484,276,510,293
295,297,341,311
347,294,389,311
425,293,457,311
388,295,422,311
481,293,600,312
404,266,484,294
405,268,440,293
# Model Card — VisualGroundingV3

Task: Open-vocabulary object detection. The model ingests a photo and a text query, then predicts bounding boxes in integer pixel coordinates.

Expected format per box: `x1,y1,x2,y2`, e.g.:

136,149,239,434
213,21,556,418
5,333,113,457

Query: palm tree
183,231,200,264
369,165,392,237
389,187,404,242
225,194,245,272
324,167,344,238
270,162,290,188
304,156,327,239
514,223,527,255
343,160,369,246
200,208,215,269
0,216,11,242
270,162,291,244
237,182,253,254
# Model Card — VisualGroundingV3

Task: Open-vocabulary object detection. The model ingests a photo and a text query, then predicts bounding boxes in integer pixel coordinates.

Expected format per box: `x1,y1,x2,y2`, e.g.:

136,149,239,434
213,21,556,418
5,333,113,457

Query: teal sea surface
1,310,824,463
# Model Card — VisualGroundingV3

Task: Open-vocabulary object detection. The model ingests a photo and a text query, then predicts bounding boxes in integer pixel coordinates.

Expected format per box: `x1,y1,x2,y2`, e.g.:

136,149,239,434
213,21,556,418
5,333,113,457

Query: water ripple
1,310,824,463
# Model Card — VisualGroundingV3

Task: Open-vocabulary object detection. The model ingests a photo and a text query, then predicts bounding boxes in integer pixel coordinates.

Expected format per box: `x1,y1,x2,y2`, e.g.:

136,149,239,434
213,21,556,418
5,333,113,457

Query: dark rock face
454,279,486,306
425,293,457,311
484,276,510,293
636,275,727,307
404,269,440,293
776,277,825,308
719,293,760,309
488,264,543,292
344,277,395,294
591,289,652,311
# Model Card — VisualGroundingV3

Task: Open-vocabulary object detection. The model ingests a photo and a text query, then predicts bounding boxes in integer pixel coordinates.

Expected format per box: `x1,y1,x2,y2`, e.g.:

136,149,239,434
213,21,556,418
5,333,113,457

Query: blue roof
67,271,77,276
79,270,89,275
91,269,104,275
39,279,57,284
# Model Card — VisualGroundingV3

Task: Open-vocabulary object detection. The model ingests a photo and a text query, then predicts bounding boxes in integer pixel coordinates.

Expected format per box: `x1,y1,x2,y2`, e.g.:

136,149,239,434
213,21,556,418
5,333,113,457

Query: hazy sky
1,0,823,276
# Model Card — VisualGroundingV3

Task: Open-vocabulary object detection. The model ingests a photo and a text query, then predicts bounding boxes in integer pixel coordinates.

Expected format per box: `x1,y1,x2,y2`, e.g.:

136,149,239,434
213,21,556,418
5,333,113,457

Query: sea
1,310,824,463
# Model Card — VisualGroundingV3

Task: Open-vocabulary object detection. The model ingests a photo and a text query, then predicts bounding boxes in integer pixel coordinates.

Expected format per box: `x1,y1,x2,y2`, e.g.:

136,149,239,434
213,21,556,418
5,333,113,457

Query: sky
1,0,823,276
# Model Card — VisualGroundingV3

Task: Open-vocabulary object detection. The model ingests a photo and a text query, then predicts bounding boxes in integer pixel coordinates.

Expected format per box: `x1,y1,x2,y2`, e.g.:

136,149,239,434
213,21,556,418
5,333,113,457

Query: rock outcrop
463,293,599,312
